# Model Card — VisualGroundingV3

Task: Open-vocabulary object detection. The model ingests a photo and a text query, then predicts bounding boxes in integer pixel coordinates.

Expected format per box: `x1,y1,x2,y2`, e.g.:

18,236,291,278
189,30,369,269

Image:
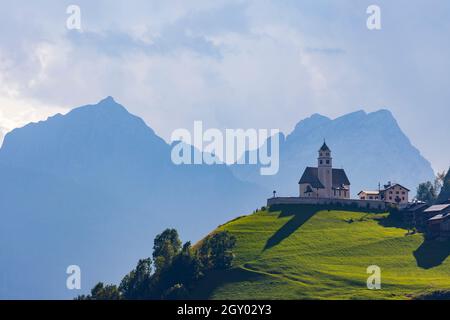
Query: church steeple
318,140,332,168
319,141,330,153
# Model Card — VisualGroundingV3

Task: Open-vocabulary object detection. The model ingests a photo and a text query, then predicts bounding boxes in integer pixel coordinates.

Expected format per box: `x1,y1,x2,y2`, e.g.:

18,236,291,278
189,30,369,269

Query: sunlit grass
193,205,450,299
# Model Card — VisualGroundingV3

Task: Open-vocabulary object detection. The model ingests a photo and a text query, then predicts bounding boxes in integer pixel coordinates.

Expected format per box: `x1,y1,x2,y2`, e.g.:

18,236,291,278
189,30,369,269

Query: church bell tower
318,141,332,197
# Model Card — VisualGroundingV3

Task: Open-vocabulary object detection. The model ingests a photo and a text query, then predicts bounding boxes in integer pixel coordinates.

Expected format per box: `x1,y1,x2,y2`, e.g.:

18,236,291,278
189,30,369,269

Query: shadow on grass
376,211,450,269
414,290,450,300
264,203,388,251
263,204,321,251
413,239,450,269
376,209,410,230
190,267,263,299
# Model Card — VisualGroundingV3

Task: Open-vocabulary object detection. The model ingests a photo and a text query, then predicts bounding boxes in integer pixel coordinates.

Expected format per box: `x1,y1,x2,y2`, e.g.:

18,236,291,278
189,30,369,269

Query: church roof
332,168,351,187
298,167,325,189
298,167,350,188
319,142,330,152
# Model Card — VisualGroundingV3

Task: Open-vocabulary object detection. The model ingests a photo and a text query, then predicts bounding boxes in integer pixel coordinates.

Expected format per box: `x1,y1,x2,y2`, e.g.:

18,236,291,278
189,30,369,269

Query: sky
0,0,449,172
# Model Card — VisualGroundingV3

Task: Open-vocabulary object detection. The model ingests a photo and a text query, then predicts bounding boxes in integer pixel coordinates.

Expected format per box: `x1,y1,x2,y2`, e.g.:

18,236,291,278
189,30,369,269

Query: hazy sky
0,0,449,172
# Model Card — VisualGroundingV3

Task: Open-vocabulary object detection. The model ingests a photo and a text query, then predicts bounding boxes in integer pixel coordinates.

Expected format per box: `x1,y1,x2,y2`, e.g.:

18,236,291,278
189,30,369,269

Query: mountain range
231,110,435,196
0,97,265,299
0,97,435,299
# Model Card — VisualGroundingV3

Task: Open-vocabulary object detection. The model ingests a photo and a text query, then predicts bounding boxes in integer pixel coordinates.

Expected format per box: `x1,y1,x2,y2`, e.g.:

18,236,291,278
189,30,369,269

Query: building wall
332,186,350,199
300,183,350,199
442,219,450,232
383,185,409,204
299,183,321,198
358,192,380,201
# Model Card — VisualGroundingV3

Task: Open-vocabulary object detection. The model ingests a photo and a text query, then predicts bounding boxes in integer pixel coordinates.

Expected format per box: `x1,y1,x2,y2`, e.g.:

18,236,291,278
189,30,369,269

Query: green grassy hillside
192,204,450,300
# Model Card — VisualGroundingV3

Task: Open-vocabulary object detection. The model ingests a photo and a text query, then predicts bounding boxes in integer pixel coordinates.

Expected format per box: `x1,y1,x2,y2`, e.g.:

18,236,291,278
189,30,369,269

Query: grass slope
193,204,450,300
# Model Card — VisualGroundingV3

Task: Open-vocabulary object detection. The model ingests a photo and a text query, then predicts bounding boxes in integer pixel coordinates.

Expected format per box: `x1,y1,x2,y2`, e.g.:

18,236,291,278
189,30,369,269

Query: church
298,142,350,199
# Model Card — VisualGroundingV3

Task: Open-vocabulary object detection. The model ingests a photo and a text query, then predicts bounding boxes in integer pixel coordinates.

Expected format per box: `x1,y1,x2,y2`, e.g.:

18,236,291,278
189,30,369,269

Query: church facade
298,142,350,199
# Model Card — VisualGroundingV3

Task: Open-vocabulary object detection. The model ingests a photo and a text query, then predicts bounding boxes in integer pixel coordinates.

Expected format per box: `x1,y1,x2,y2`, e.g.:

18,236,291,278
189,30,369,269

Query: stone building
298,142,350,199
357,182,410,205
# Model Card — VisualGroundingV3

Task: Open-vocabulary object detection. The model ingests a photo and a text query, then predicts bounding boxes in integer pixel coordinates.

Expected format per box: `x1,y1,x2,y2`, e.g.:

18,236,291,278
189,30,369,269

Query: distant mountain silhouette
231,110,435,196
0,97,266,299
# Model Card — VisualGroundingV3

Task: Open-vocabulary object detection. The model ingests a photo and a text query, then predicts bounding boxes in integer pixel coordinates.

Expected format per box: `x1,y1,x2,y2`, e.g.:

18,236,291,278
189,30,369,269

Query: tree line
77,228,236,300
416,167,450,204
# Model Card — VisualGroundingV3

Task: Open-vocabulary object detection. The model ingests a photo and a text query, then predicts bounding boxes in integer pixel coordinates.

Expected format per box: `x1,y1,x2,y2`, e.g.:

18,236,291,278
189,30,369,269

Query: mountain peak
310,113,330,120
0,97,169,172
93,96,127,111
368,109,394,120
62,96,131,121
98,96,117,105
292,113,330,132
334,110,366,121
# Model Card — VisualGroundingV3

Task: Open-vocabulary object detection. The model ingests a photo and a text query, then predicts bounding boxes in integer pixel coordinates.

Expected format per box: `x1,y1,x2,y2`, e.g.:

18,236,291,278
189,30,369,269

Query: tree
153,229,182,273
152,241,202,298
199,231,237,270
77,282,121,300
416,181,438,204
437,168,450,203
83,228,237,300
119,258,153,299
163,283,189,300
435,170,446,195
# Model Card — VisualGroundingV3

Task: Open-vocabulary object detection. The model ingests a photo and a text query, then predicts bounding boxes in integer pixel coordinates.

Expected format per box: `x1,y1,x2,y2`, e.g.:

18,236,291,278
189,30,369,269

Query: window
389,196,392,200
326,160,330,164
389,191,393,194
369,196,373,200
326,153,330,156
402,197,405,201
402,191,405,195
361,197,366,200
396,191,399,195
320,160,323,164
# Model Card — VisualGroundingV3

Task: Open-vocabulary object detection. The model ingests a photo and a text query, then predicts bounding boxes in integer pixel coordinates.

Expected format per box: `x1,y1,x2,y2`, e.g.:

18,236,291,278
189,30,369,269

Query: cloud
0,0,449,172
0,91,65,137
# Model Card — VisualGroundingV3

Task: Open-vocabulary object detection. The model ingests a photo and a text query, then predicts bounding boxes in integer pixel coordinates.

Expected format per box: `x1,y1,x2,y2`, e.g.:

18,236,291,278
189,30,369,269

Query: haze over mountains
0,127,6,146
0,97,435,299
231,110,435,196
0,97,265,299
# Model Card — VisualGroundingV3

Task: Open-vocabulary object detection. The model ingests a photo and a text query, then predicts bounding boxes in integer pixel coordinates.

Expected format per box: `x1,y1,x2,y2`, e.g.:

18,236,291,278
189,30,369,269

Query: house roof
358,190,380,196
298,167,350,188
383,183,410,192
429,214,446,221
424,204,450,213
404,202,429,212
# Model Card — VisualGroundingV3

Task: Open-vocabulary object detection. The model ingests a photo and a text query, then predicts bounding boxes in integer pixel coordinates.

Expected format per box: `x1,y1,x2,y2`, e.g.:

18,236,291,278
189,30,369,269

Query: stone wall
267,197,387,210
